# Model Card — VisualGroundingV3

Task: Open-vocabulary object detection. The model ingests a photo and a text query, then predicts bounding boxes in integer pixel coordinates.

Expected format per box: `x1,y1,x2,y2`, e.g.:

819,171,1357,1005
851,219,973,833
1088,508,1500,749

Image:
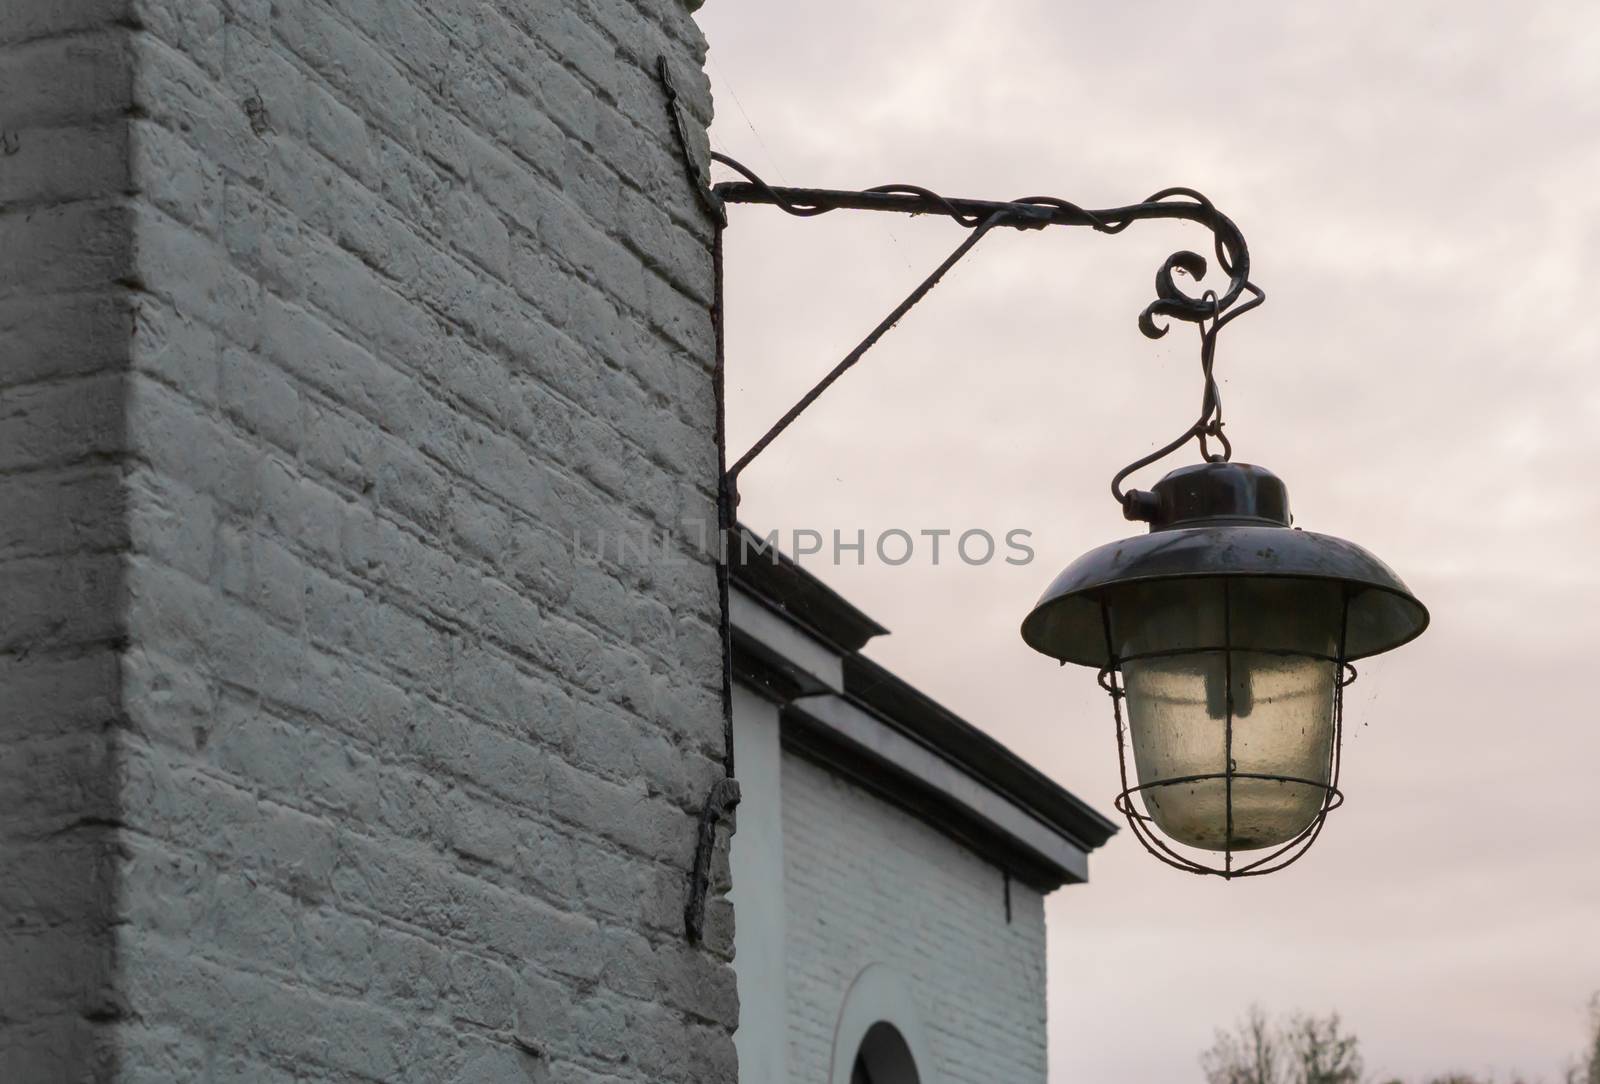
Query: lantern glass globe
1111,577,1343,851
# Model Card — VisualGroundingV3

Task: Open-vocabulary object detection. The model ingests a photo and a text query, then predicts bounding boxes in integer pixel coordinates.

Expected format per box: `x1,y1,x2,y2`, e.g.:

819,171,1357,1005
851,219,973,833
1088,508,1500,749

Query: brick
0,0,129,47
404,693,551,810
126,465,217,581
0,122,128,207
130,293,222,406
268,1,425,154
0,292,133,389
0,371,125,472
133,202,264,347
120,644,217,753
304,79,377,187
0,466,127,560
448,951,516,1029
209,698,381,820
224,21,308,140
219,345,301,450
130,33,263,187
0,553,123,653
130,0,225,77
216,523,306,629
546,756,694,865
0,201,130,302
0,31,132,128
0,729,118,835
0,649,121,746
130,118,224,236
126,378,256,512
256,457,347,563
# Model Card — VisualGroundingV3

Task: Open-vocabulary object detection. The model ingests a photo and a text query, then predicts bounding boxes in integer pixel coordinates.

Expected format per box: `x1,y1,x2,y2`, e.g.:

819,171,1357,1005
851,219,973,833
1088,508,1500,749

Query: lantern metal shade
1020,524,1430,669
1022,463,1430,877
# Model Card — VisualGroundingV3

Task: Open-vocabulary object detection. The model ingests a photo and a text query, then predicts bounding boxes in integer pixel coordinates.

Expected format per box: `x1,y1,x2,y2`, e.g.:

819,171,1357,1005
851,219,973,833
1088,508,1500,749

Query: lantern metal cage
1096,599,1357,879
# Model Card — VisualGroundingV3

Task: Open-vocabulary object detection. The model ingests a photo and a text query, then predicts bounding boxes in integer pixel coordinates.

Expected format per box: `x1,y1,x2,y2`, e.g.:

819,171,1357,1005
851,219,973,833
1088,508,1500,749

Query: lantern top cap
1022,462,1430,668
1144,461,1290,530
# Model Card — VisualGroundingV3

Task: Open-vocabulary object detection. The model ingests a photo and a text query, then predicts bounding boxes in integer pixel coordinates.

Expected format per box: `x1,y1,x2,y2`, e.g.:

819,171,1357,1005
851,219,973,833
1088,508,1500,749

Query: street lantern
1021,461,1428,875
654,60,1432,937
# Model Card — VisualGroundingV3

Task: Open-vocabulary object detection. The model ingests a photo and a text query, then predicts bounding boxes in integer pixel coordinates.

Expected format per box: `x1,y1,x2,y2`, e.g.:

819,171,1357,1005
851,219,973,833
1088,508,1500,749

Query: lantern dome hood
1021,462,1430,668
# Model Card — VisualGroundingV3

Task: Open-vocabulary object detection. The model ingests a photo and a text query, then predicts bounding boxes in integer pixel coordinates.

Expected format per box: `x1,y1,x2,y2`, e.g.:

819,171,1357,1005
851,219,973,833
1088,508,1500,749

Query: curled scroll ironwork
1123,187,1255,341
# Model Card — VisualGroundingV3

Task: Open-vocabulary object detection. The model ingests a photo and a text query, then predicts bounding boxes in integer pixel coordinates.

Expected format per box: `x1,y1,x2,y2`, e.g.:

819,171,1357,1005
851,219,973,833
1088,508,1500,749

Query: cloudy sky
695,2,1600,1081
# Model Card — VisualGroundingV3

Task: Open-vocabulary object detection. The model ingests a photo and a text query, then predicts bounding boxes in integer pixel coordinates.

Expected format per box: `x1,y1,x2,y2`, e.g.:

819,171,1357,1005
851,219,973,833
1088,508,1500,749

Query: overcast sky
695,2,1600,1081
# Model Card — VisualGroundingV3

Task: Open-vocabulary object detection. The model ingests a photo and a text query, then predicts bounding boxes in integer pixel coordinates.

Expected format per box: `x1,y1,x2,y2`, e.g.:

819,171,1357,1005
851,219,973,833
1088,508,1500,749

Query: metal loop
1012,195,1117,233
863,183,989,228
709,151,826,217
656,58,727,227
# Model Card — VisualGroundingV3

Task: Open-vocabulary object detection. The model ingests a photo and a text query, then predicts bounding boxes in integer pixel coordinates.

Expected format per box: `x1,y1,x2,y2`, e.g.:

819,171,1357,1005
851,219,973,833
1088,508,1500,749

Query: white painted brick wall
1,0,735,1079
783,753,1051,1084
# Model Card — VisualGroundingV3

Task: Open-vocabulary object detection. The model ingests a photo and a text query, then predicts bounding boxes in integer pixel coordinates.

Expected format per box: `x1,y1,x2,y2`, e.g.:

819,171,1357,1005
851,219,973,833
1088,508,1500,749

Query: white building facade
729,535,1115,1084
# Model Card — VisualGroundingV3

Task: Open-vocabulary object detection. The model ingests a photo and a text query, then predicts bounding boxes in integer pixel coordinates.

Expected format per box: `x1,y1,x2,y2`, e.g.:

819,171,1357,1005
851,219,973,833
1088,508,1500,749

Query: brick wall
1,0,735,1079
782,753,1051,1084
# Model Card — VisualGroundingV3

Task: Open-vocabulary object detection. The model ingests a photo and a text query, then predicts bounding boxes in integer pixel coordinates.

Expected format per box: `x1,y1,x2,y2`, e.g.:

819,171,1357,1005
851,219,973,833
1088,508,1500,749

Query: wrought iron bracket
710,167,1266,514
655,53,1266,514
684,776,742,944
654,54,1274,926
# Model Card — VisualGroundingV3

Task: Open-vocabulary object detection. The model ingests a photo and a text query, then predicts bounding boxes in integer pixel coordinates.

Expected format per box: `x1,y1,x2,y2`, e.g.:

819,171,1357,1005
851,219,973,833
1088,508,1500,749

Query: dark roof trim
728,527,1117,872
781,702,1086,891
844,654,1117,852
729,524,888,653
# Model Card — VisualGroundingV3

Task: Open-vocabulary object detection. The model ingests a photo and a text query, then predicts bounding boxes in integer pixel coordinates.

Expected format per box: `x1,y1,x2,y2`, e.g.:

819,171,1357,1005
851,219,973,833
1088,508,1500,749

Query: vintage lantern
1022,461,1429,876
652,73,1435,916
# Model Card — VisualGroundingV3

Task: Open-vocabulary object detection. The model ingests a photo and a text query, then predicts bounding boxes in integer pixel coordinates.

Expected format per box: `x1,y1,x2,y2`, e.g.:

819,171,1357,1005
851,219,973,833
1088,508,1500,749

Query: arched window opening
850,1021,920,1084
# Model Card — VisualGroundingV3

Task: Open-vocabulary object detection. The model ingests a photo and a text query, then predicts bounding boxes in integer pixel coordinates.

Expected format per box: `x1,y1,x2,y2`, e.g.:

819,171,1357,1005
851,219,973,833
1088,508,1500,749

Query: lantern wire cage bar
1095,590,1359,879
